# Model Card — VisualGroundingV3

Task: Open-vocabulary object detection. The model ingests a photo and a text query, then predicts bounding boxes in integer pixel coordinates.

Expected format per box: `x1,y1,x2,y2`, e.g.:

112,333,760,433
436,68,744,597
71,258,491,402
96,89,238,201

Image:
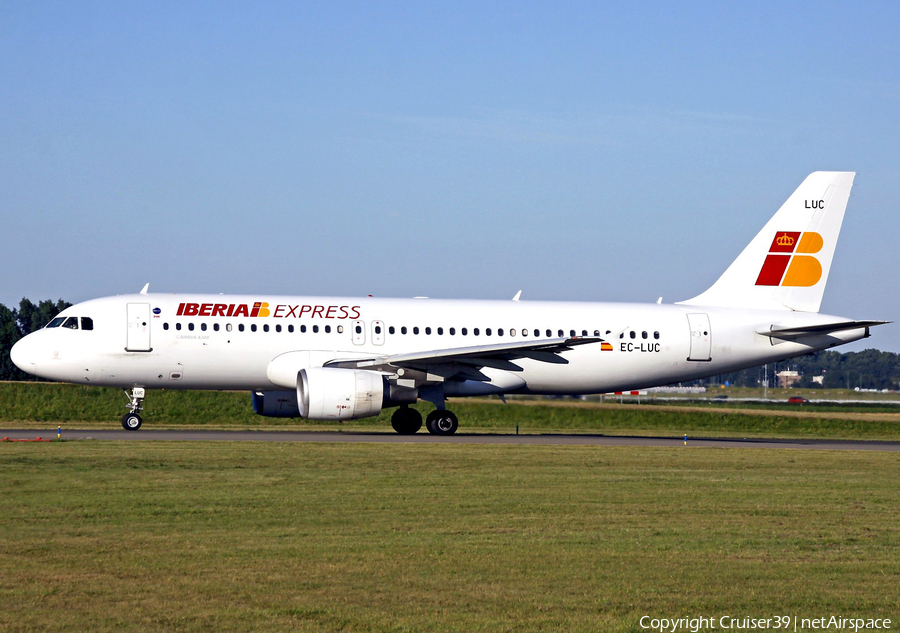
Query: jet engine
297,367,385,420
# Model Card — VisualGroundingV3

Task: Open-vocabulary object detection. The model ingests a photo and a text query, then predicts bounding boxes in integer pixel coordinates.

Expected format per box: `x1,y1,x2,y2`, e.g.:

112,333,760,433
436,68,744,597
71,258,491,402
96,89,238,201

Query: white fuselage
11,293,867,394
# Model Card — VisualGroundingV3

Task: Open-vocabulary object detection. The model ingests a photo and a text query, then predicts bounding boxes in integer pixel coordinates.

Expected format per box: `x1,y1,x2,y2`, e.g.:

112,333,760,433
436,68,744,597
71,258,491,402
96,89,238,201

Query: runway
2,428,899,451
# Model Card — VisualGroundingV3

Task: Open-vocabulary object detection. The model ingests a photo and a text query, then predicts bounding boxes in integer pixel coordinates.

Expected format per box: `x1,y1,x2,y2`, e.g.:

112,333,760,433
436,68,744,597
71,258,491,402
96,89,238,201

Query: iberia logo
755,231,823,287
177,302,270,317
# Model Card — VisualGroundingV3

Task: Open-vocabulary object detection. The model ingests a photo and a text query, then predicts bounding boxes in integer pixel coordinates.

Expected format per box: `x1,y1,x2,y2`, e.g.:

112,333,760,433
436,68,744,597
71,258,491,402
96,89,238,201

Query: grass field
1,441,898,632
3,382,900,440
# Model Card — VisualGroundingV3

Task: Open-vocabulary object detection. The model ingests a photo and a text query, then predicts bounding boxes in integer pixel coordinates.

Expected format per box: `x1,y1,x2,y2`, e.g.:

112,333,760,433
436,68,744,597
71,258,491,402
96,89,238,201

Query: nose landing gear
121,387,145,430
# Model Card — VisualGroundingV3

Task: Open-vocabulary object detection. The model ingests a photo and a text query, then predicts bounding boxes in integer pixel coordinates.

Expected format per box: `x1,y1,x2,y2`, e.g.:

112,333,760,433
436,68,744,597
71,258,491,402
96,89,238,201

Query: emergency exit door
126,303,152,352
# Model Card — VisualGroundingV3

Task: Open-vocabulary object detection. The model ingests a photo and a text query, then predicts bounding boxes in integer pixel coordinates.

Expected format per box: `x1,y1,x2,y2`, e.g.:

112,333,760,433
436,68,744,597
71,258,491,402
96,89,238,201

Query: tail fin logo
755,231,823,287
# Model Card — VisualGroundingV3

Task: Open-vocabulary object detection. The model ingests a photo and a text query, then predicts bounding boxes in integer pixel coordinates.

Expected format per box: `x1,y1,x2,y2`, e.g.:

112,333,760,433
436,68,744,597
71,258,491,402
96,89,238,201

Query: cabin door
686,313,711,362
126,303,152,352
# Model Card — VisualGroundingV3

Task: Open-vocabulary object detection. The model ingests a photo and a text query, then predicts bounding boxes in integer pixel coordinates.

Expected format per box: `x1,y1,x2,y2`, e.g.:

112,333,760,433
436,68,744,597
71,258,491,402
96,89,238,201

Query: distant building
777,370,801,388
812,375,824,385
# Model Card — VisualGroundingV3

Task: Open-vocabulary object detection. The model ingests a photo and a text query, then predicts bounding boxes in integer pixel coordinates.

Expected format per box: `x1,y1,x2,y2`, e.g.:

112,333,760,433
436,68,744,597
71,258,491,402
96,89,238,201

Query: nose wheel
121,412,143,430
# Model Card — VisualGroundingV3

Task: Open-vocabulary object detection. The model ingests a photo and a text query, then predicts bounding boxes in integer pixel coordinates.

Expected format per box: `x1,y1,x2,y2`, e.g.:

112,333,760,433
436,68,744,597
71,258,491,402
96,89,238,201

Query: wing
325,336,602,382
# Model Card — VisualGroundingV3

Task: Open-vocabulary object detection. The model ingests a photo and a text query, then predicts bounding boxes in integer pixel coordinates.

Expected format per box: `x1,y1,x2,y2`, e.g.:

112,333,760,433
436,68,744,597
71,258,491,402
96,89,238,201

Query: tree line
0,298,897,390
0,299,72,380
713,347,900,391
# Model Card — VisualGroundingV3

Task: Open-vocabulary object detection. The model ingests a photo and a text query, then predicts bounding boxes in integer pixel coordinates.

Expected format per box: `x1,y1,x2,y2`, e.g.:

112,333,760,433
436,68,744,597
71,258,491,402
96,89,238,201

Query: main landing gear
390,405,422,434
121,387,145,431
390,405,459,435
426,409,458,435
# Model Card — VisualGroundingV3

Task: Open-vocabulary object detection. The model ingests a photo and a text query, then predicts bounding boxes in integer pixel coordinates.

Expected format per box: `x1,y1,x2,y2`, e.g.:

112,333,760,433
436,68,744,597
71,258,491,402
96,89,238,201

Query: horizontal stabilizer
758,320,890,340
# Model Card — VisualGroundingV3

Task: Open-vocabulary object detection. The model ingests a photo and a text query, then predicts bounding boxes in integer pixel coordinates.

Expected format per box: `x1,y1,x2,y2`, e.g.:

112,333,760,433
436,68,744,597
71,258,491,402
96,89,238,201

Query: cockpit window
62,317,79,330
46,317,66,328
81,317,93,331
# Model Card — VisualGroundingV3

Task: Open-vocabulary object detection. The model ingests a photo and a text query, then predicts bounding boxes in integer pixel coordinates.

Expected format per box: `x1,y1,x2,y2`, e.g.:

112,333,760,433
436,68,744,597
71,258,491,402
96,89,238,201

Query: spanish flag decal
601,341,613,351
755,231,823,287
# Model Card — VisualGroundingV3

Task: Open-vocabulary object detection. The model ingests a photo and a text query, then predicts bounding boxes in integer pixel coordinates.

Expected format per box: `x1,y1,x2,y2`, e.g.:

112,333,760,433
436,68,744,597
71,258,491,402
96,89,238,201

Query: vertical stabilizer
678,171,855,313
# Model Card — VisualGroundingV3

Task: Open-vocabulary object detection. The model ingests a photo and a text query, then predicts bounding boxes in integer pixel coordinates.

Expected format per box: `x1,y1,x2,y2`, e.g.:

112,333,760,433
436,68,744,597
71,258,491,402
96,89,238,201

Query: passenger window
425,327,432,335
163,323,169,331
176,323,182,331
558,330,564,337
376,325,382,334
449,327,455,335
389,326,395,334
569,330,576,337
337,325,343,334
81,317,94,331
642,331,648,339
473,328,480,336
189,323,195,331
401,326,408,335
251,324,257,332
288,325,294,333
534,329,540,337
498,329,504,337
594,330,600,336
201,323,207,331
461,328,467,335
313,325,319,333
214,323,220,332
486,328,492,336
582,330,588,336
325,325,331,333
413,327,419,335
227,324,233,332
437,327,443,335
355,325,362,334
63,317,79,329
546,329,552,337
510,329,516,337
275,324,281,333
654,331,660,339
239,324,245,332
630,331,636,339
300,325,306,333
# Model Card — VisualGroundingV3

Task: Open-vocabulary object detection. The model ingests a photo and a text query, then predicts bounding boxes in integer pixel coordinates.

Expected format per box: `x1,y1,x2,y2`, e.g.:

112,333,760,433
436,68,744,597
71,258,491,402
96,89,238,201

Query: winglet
140,283,150,295
512,290,522,302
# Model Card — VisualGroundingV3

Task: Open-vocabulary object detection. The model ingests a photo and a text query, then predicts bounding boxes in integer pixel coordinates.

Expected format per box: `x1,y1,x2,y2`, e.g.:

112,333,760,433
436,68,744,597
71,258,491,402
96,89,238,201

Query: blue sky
2,1,898,352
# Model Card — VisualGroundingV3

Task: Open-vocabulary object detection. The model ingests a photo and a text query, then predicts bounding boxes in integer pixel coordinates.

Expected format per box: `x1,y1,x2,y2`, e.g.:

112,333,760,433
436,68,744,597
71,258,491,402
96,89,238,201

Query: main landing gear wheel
121,412,143,431
426,409,459,436
391,406,423,435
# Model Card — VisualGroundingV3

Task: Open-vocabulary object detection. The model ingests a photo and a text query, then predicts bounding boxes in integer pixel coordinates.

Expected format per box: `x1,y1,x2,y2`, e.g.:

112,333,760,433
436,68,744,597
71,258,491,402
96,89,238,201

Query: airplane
10,171,887,434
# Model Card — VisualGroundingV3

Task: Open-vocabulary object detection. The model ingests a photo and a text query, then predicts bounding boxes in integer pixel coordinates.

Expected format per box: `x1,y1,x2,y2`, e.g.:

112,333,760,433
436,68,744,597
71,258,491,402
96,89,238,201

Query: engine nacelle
251,390,302,417
297,367,385,420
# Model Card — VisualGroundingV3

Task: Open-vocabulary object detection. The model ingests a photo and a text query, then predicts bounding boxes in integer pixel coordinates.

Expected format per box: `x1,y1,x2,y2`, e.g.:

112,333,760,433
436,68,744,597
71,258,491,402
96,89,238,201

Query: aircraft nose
10,336,37,375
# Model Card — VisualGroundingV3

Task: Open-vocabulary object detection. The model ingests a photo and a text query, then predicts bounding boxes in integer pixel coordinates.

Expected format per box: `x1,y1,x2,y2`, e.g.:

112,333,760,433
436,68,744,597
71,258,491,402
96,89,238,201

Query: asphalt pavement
2,428,898,450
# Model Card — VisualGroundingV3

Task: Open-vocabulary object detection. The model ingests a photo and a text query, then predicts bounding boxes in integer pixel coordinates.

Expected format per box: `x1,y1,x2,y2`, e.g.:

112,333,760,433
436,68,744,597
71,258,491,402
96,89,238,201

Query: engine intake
297,367,385,420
